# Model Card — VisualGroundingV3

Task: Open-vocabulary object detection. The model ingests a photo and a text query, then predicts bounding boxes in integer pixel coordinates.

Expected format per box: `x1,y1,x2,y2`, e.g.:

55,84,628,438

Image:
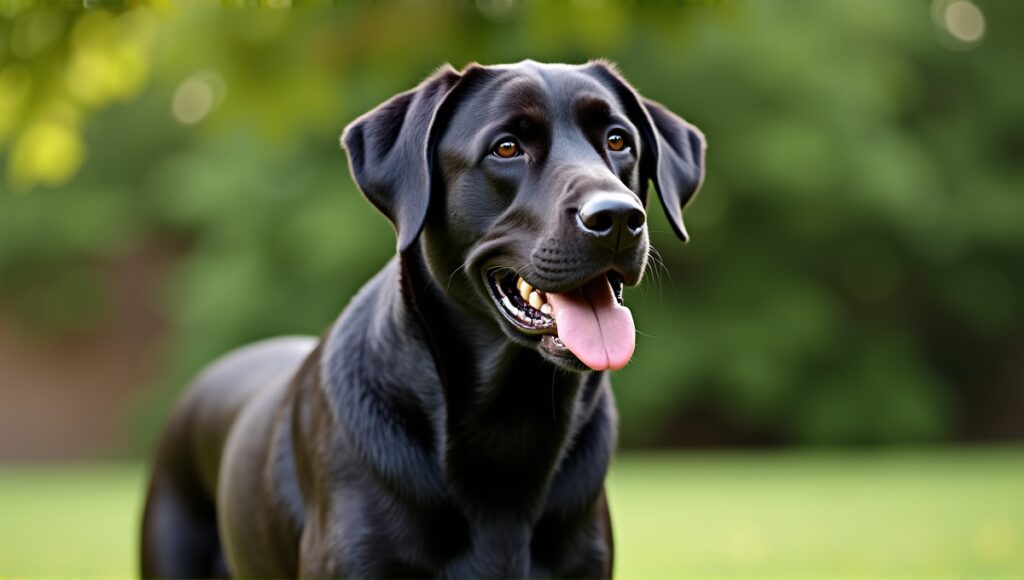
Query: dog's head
343,60,705,372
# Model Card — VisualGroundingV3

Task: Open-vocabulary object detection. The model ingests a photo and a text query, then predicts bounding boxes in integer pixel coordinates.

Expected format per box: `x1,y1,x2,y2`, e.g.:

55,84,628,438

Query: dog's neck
397,243,599,519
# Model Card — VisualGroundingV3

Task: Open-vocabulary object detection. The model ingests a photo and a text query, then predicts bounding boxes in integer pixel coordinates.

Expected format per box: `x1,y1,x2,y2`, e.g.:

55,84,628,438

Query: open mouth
486,268,633,371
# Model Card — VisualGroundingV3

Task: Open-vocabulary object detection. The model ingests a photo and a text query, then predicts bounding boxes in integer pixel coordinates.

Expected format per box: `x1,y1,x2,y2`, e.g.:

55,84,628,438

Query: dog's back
140,336,315,577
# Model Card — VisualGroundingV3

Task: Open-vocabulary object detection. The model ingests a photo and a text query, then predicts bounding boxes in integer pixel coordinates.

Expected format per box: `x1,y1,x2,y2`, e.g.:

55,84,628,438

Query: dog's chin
482,267,629,373
516,332,591,372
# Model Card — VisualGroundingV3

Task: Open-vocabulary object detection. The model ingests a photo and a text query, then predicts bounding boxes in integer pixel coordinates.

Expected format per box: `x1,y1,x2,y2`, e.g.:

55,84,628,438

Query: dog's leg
141,336,316,577
141,432,227,578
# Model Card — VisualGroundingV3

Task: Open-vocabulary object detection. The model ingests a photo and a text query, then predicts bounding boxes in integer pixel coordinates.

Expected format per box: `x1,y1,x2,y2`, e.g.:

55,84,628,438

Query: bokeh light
933,0,986,48
172,69,226,125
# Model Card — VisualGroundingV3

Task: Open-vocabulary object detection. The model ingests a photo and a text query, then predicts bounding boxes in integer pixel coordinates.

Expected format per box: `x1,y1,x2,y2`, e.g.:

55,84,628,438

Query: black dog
141,60,705,578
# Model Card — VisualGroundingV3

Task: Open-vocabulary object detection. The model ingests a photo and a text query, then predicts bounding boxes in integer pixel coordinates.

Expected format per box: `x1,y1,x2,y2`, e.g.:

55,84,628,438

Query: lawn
1,449,1022,577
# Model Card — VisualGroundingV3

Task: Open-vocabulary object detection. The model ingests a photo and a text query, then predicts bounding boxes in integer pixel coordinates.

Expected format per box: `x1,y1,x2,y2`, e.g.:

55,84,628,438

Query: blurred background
1,0,1022,576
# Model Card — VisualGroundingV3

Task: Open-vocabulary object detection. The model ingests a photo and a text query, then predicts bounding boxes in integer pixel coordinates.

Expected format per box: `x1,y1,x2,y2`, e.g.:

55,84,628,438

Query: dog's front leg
298,493,438,579
297,501,342,579
446,517,532,579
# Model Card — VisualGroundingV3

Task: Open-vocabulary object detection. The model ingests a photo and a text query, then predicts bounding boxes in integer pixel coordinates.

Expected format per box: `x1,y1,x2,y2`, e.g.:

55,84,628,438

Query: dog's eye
493,140,520,159
607,132,627,152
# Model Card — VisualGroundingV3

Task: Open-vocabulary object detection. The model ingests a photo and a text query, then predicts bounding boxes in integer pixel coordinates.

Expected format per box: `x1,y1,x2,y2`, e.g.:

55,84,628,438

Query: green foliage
1,1,1022,447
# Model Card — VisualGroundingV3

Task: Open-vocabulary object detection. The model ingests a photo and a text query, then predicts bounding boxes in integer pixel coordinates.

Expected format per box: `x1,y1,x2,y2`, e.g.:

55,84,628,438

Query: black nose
577,193,646,242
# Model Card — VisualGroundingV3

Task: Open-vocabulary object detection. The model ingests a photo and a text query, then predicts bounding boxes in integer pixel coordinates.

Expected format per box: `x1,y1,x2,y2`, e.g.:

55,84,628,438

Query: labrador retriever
141,59,705,579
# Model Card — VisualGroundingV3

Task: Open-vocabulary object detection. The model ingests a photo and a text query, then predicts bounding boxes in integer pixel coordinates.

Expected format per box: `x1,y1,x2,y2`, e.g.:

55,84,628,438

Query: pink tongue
546,277,636,371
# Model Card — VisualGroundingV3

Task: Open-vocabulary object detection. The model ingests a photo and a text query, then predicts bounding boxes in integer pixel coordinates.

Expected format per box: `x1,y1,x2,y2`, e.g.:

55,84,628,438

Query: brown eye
494,140,519,158
607,132,626,152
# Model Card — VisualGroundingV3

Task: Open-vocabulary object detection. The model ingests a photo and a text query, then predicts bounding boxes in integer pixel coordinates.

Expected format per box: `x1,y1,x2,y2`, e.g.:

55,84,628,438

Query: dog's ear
639,98,707,242
342,65,462,252
585,62,707,242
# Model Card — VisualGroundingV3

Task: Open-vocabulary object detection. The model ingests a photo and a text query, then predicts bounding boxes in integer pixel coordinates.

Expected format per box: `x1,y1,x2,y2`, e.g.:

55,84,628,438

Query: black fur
141,60,705,578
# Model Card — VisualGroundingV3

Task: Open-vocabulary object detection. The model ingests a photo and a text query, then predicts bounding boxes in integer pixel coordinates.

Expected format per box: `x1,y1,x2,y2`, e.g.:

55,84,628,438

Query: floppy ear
585,62,707,242
342,65,462,252
639,98,707,242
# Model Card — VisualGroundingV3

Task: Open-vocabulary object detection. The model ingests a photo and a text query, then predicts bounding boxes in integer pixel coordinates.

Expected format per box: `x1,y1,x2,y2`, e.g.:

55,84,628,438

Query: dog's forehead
513,62,620,108
447,63,625,136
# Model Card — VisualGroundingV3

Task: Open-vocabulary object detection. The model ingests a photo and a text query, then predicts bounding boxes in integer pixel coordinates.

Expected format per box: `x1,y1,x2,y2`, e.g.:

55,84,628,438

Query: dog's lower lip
486,269,555,335
541,334,573,358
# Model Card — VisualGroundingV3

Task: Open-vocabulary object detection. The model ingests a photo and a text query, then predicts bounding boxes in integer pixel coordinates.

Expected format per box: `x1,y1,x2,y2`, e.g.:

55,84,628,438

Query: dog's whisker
647,245,674,302
445,263,469,291
634,327,659,338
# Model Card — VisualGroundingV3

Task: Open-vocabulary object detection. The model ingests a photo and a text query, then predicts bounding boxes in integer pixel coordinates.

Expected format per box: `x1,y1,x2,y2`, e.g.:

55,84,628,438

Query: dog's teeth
529,291,543,310
540,303,552,316
516,277,524,291
520,281,533,301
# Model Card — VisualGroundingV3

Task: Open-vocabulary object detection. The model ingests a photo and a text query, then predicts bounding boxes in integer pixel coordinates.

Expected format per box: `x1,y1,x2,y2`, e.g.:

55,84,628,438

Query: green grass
1,449,1022,578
